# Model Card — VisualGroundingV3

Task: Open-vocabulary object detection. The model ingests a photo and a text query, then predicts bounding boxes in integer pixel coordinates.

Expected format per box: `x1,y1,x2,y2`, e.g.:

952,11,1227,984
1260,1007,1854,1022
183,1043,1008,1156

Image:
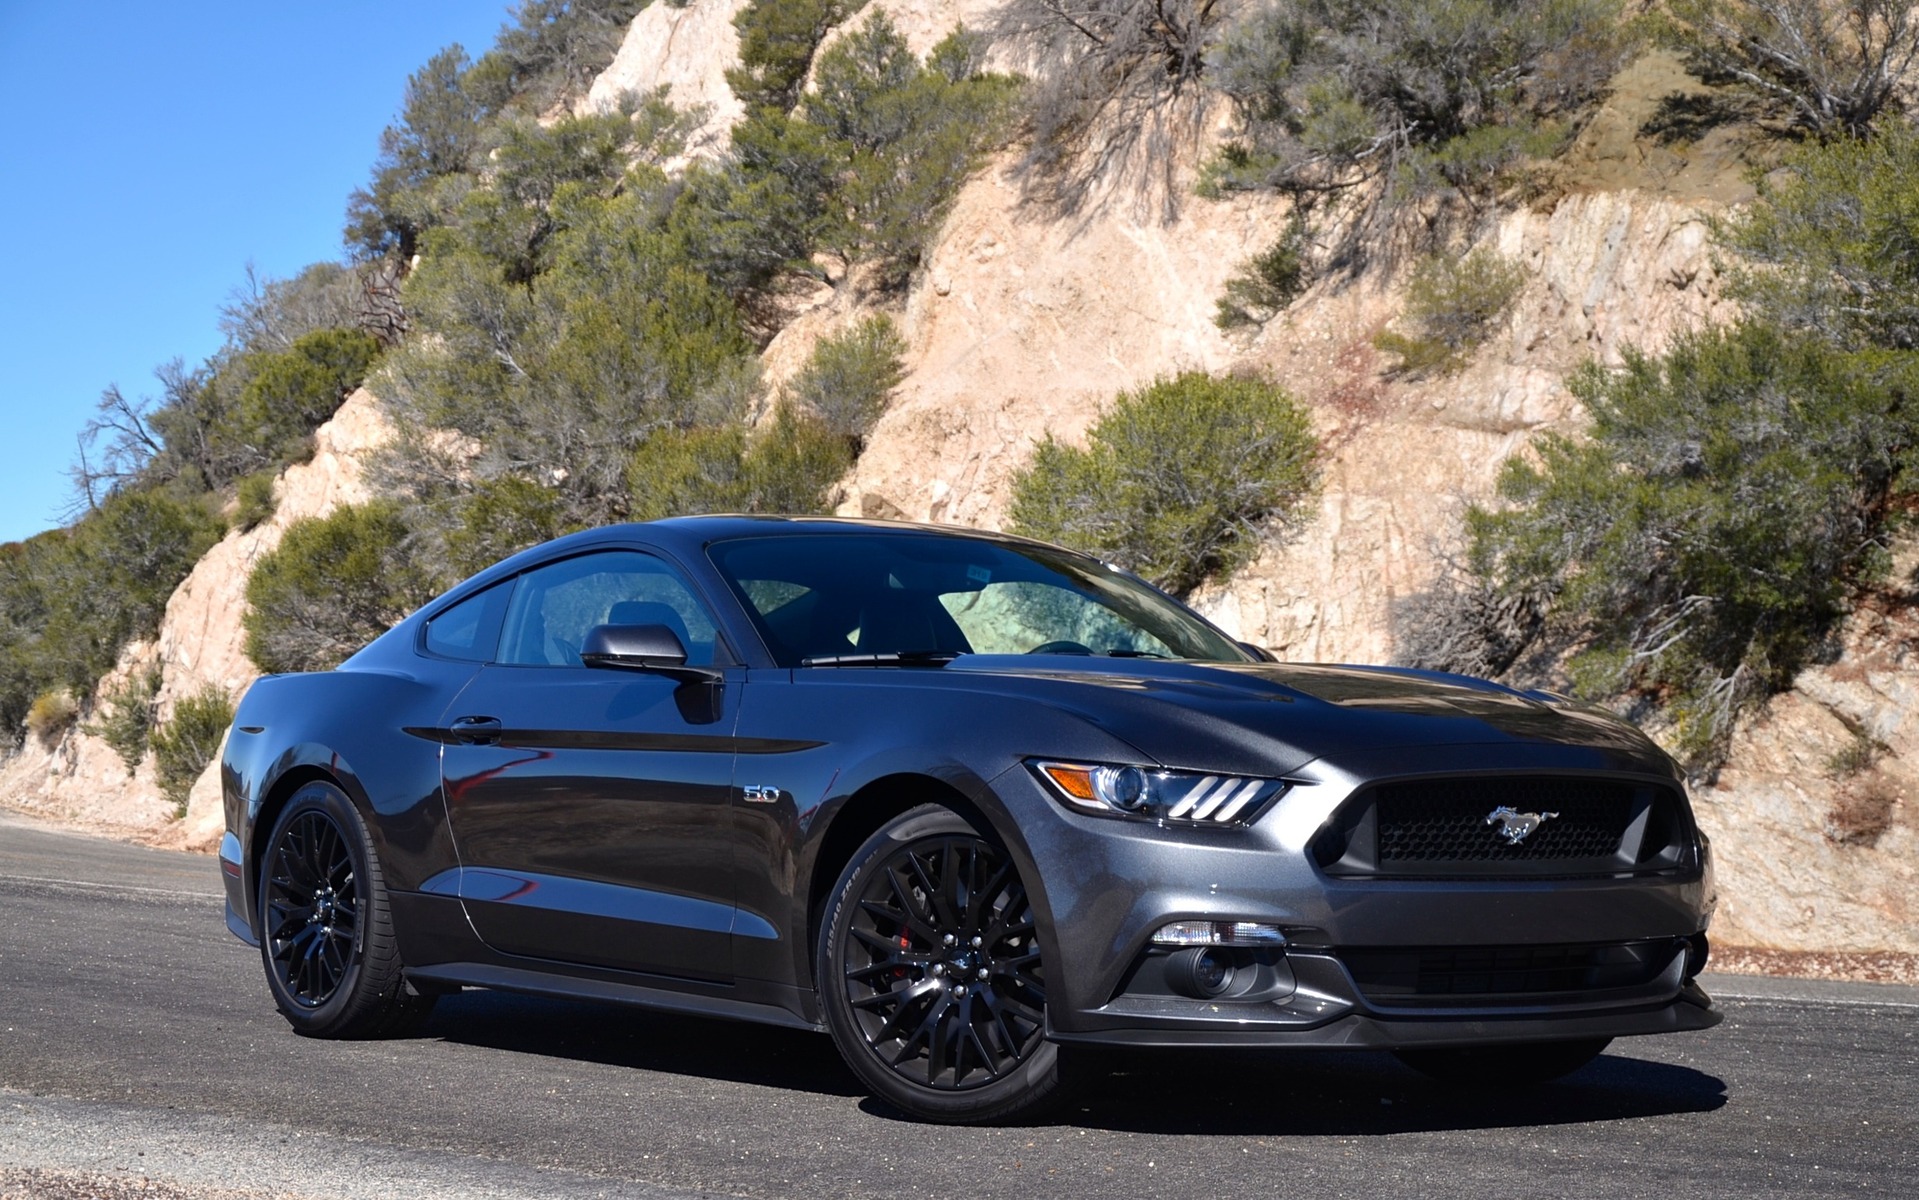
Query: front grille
1339,939,1684,1006
1311,774,1693,879
1377,778,1634,863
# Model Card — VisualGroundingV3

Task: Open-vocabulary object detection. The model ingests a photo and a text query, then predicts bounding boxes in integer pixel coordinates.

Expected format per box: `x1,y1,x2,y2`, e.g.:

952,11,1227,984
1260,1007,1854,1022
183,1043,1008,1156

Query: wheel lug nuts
977,967,988,980
942,933,956,946
932,963,943,975
971,936,982,947
955,985,967,996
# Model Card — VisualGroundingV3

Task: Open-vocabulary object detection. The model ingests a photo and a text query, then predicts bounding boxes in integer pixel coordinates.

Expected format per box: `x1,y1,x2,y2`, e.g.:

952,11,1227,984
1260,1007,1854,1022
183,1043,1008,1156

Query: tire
256,781,434,1038
819,805,1065,1123
1393,1036,1612,1087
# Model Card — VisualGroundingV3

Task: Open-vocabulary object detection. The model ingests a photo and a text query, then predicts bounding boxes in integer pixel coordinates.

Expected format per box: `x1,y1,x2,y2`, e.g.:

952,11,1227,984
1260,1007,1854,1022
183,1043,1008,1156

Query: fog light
1167,946,1235,998
1152,920,1286,946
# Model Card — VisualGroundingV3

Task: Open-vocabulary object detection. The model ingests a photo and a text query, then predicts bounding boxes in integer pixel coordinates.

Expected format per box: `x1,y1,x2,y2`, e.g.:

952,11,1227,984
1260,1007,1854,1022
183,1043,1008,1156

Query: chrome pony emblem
1485,805,1559,845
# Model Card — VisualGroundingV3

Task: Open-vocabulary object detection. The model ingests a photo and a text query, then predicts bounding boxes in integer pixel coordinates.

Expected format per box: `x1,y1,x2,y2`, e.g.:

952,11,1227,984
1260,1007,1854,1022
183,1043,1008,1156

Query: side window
498,551,722,668
423,582,510,662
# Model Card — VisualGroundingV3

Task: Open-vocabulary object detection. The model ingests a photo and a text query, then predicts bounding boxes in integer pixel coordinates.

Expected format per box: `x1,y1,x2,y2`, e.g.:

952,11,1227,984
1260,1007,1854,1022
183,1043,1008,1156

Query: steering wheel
1026,640,1095,655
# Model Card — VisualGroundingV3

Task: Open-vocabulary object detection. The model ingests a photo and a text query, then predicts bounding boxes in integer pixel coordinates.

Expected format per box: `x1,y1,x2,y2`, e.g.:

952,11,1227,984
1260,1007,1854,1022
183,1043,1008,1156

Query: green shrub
667,112,840,304
1009,371,1320,596
1720,123,1919,352
802,14,1020,288
235,327,380,462
1467,322,1919,769
738,402,856,513
150,687,234,818
1215,222,1311,329
682,15,1018,299
627,404,854,519
38,490,224,697
628,423,754,519
727,0,858,114
25,689,78,745
785,315,906,447
2,510,192,740
1374,248,1527,375
244,502,432,674
1204,0,1627,251
377,178,759,530
345,44,490,261
1393,120,1571,202
441,476,569,581
89,668,161,773
232,471,278,531
475,0,650,114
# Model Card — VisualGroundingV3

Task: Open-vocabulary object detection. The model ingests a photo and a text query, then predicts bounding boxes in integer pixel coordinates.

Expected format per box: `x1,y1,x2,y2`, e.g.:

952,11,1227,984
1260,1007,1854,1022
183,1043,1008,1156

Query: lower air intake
1338,938,1686,1006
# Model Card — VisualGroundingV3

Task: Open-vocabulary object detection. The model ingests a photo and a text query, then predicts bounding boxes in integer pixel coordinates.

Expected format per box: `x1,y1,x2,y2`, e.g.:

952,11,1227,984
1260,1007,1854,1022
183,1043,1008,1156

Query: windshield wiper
800,650,964,668
1101,649,1169,658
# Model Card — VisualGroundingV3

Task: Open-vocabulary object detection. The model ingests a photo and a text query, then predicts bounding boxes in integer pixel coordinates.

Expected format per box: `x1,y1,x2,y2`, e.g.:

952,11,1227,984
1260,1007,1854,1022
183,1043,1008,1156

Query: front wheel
1393,1037,1613,1086
819,805,1064,1123
257,781,434,1038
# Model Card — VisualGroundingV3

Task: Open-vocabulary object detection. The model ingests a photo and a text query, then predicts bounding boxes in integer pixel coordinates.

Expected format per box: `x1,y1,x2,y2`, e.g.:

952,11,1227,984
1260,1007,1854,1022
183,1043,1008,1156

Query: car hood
932,656,1672,779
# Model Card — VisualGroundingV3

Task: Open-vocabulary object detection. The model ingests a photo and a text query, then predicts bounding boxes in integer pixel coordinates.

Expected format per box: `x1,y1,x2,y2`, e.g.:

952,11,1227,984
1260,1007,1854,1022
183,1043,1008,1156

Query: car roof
439,516,1061,600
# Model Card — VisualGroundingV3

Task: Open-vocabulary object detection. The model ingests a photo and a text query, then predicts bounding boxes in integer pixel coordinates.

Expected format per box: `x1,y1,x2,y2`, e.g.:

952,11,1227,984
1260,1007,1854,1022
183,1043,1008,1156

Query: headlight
1032,761,1286,827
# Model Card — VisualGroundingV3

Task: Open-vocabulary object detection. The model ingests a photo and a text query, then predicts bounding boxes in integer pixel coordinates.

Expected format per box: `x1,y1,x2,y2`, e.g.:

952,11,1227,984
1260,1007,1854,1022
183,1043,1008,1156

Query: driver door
440,548,742,982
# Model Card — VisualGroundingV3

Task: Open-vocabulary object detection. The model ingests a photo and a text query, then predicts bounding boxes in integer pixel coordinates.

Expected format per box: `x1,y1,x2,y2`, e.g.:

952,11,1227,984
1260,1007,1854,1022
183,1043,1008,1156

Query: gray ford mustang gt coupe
219,516,1718,1123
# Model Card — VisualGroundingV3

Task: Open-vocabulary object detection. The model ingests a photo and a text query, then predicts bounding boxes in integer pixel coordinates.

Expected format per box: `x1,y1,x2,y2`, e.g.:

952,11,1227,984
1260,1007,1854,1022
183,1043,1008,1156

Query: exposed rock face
1696,591,1919,955
0,389,389,851
584,0,750,157
1194,190,1738,663
584,0,1010,157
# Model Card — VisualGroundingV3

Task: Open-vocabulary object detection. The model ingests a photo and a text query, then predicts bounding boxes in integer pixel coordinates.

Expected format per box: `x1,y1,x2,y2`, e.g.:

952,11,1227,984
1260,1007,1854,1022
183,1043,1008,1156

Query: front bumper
995,750,1718,1049
1048,953,1722,1049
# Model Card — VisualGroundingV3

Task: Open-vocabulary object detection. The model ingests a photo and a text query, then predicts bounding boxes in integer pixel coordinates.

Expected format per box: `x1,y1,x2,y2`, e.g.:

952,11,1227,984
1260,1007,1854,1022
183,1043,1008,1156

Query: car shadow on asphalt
421,989,866,1097
422,990,1725,1133
1003,1045,1729,1135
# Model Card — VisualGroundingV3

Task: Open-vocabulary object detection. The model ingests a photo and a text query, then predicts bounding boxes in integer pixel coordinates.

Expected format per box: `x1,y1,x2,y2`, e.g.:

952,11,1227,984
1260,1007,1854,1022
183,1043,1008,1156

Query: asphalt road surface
2,809,1915,1200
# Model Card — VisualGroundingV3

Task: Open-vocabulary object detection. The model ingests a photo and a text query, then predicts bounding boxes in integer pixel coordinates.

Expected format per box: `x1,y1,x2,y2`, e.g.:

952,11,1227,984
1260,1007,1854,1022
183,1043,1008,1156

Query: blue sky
0,1,518,545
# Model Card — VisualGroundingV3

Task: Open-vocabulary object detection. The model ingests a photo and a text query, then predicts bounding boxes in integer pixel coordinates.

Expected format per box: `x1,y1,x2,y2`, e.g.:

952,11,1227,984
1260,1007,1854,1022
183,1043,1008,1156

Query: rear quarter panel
223,661,479,934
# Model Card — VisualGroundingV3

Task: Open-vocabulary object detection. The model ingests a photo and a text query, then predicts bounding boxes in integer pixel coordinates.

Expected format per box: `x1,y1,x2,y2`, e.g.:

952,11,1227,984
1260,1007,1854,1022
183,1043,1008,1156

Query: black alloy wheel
264,808,358,1007
257,781,433,1038
1393,1036,1614,1086
820,805,1065,1123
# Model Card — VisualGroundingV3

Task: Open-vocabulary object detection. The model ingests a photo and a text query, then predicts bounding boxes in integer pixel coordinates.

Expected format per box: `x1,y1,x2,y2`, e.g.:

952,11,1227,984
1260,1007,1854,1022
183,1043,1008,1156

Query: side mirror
581,624,720,684
1239,640,1278,663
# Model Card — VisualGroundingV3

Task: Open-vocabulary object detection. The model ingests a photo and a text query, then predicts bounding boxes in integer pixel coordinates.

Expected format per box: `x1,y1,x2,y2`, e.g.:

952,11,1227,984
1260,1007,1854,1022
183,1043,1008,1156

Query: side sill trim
407,962,825,1033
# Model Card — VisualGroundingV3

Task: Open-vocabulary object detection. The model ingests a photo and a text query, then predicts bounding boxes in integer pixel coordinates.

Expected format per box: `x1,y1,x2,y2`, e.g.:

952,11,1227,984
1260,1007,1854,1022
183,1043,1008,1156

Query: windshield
706,532,1249,667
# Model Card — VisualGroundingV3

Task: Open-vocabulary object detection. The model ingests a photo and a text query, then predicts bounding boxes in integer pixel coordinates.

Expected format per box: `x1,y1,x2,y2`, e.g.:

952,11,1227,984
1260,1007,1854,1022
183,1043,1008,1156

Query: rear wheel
257,781,433,1038
1393,1037,1612,1086
819,805,1064,1123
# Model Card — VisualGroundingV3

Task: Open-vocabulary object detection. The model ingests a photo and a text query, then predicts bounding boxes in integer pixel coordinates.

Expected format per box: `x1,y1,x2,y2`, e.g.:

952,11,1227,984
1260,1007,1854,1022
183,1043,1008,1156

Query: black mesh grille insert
1309,775,1696,879
1375,777,1636,864
1340,939,1683,1004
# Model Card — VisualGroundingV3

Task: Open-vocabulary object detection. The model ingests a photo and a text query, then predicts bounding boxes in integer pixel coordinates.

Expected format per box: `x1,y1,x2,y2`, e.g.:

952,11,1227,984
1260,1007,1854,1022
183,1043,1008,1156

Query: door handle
449,715,503,745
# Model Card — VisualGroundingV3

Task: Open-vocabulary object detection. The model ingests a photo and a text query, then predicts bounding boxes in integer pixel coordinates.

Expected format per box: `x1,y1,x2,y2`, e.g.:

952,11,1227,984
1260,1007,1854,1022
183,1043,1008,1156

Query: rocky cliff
3,3,1910,969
